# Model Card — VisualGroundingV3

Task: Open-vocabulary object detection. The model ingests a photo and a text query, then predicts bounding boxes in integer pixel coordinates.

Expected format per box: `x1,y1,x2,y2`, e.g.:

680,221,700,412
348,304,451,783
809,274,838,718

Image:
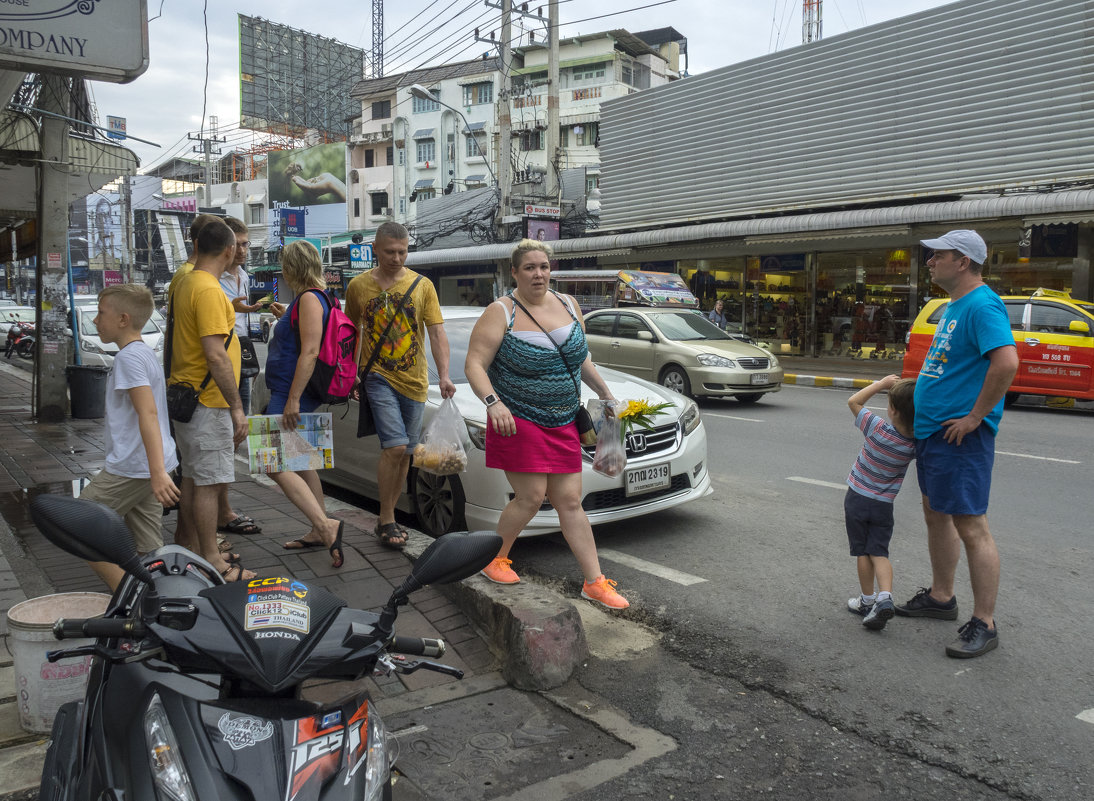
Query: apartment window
416,139,436,163
353,198,360,217
247,203,263,225
462,81,493,106
417,189,436,202
560,127,568,148
519,130,544,151
399,197,406,214
466,133,487,158
371,192,388,215
397,148,405,166
386,146,394,165
412,88,441,113
586,174,600,193
572,62,607,82
365,149,375,168
575,122,599,147
447,133,455,163
371,100,391,119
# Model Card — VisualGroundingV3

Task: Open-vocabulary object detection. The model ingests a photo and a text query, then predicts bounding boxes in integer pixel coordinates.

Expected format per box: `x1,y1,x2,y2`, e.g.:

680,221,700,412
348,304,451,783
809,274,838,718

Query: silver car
585,308,784,403
252,306,713,537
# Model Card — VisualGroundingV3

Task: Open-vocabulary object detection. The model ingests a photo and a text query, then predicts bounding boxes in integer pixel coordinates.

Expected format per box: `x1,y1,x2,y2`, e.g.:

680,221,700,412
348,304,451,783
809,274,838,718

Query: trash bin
65,365,110,419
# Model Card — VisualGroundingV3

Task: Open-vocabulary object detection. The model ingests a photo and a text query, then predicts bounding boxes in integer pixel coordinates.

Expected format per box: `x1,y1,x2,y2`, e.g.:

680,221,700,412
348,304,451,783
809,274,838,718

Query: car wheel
735,393,763,405
411,468,467,538
1004,392,1019,408
660,366,692,396
261,323,270,343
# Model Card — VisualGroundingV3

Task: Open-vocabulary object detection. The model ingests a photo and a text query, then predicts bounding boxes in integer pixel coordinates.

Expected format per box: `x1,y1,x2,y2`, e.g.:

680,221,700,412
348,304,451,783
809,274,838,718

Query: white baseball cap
920,230,987,265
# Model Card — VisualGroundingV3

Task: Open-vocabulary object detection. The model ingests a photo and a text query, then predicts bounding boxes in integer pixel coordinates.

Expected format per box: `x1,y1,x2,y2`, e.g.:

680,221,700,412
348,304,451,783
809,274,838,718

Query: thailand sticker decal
245,599,311,633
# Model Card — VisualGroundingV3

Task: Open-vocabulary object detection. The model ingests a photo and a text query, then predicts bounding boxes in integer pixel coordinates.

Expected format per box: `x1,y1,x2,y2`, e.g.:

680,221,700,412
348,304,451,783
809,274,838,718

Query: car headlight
358,705,395,801
153,338,165,352
465,419,487,450
144,693,196,801
680,399,701,435
766,352,780,368
82,339,106,354
697,353,736,368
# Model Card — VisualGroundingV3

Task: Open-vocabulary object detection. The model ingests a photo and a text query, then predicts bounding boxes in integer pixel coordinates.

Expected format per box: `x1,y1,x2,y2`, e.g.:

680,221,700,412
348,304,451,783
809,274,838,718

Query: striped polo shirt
847,409,915,502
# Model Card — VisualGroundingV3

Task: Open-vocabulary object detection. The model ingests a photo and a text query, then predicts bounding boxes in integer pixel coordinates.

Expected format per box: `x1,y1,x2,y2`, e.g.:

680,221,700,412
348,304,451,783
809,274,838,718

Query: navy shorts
844,488,894,558
915,426,995,516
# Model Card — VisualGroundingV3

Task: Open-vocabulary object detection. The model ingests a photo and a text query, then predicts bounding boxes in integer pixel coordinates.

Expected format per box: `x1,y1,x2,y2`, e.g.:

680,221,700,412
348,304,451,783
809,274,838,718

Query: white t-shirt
104,341,179,478
219,267,252,338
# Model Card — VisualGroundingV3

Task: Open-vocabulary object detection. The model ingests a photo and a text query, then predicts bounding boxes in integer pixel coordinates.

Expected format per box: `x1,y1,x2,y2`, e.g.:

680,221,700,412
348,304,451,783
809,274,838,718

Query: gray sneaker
894,586,958,620
847,596,873,616
863,597,895,630
945,617,998,658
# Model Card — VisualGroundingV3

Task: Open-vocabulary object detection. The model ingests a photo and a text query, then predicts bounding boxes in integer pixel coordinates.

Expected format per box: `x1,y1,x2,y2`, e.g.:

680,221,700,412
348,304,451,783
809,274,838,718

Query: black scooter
30,495,500,801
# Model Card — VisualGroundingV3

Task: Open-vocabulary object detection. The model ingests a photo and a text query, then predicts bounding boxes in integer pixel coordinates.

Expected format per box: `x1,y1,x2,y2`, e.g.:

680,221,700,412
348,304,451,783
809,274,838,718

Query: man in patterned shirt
844,374,917,631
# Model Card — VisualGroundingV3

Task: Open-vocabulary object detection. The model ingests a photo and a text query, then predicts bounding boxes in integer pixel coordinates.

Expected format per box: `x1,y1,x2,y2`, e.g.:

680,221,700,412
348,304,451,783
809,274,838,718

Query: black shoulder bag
509,293,598,446
164,296,235,424
356,276,423,437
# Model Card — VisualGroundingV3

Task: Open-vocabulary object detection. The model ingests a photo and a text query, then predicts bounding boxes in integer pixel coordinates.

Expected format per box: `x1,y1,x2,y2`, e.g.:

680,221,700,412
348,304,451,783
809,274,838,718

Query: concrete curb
784,373,873,389
404,534,588,691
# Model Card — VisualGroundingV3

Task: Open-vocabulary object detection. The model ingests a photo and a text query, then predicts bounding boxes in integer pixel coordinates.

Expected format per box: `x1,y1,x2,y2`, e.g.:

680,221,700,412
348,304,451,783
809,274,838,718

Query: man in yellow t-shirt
345,221,455,549
167,213,220,305
168,218,252,582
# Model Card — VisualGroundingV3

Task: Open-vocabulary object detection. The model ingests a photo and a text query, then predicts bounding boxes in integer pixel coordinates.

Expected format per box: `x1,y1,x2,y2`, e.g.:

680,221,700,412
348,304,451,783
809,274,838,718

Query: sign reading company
0,0,149,83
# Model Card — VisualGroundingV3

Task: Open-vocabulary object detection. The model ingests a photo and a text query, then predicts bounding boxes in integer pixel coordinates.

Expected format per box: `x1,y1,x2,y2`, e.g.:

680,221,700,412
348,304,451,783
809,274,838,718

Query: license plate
625,463,671,497
750,373,768,385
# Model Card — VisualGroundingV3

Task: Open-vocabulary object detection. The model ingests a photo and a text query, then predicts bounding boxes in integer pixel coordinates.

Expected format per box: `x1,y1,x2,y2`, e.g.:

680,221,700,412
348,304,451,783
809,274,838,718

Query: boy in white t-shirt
80,284,181,590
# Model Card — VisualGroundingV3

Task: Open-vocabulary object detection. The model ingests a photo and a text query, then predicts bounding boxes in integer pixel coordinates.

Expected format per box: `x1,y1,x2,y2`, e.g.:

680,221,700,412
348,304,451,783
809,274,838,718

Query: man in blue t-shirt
895,230,1017,659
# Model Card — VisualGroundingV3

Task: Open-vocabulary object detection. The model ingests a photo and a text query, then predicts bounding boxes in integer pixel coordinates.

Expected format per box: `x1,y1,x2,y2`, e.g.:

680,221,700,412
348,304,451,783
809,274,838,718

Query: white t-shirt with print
104,341,178,478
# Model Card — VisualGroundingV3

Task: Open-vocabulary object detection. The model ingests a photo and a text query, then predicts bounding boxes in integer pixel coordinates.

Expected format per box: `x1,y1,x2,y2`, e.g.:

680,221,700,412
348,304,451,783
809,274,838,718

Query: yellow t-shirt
167,261,194,305
344,269,443,403
168,269,240,408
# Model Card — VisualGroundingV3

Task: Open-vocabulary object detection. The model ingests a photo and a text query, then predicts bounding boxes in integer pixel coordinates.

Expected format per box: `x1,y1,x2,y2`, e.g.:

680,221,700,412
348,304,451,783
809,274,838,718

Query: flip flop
217,538,234,553
283,536,325,551
219,562,250,582
218,516,262,535
329,521,345,568
375,522,407,550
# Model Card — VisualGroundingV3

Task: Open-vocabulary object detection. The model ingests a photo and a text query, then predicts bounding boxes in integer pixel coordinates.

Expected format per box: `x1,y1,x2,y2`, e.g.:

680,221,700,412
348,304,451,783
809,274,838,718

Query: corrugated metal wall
599,0,1094,231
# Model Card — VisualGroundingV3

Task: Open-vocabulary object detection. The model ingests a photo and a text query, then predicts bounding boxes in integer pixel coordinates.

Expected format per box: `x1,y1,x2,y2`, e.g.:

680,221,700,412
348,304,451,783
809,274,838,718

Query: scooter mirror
31,496,153,583
408,530,503,587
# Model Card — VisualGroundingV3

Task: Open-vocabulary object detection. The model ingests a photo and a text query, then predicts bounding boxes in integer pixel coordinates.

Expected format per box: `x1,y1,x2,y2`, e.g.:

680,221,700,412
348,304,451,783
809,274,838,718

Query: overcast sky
91,0,954,171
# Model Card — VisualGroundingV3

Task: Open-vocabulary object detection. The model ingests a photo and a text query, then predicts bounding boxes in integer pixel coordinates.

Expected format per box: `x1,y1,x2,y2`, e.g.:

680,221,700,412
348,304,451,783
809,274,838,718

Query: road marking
1077,709,1094,725
787,476,846,490
702,412,764,422
597,548,708,585
996,450,1080,465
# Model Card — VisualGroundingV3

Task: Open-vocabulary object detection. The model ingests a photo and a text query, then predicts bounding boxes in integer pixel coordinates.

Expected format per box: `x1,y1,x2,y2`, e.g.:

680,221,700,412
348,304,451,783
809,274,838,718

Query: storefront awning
412,128,435,139
465,121,486,132
744,225,911,246
414,179,435,190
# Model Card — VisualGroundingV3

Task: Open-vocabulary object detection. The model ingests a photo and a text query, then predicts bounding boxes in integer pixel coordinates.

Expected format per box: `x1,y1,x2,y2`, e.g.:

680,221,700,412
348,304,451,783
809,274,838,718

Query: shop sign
323,269,343,290
760,254,806,272
524,204,561,218
348,243,372,266
105,116,126,140
281,209,306,237
0,0,149,83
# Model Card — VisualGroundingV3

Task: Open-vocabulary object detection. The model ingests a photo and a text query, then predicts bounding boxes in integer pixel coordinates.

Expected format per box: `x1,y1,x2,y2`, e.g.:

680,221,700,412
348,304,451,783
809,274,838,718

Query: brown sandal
375,522,407,549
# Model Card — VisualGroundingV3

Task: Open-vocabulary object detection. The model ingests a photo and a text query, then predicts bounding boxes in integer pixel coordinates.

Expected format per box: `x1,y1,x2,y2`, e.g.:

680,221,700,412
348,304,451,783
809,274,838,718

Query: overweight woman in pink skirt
464,239,629,610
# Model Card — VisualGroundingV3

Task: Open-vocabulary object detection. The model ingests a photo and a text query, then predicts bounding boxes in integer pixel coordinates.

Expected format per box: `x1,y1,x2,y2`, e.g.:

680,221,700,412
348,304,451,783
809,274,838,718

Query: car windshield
426,317,475,384
2,308,35,324
78,308,159,336
646,312,732,341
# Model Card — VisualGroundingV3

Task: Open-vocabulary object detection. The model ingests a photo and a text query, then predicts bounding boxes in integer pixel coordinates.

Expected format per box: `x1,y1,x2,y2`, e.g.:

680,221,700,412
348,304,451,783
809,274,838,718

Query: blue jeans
365,373,424,450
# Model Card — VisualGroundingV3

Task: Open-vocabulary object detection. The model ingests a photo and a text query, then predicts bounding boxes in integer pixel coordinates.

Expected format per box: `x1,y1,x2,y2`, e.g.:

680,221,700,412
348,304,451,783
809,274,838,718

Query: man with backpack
345,222,456,548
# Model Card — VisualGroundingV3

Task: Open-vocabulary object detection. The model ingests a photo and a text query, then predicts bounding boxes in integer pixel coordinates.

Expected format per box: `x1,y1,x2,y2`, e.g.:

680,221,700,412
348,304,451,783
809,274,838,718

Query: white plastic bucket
6,592,111,734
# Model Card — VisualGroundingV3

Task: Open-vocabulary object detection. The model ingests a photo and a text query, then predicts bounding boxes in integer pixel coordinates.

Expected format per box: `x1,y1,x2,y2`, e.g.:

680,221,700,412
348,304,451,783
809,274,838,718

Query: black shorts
844,487,894,558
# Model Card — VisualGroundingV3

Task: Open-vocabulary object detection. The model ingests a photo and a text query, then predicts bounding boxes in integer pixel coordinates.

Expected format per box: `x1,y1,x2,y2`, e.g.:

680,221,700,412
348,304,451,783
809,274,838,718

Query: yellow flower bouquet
615,399,674,441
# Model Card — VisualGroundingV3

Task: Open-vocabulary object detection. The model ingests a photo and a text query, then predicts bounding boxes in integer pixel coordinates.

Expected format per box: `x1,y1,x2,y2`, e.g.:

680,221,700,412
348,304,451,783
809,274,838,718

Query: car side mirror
1069,320,1090,335
636,331,655,342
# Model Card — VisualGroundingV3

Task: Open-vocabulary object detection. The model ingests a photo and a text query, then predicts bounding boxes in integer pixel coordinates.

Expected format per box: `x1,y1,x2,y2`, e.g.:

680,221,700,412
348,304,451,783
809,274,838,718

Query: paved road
511,384,1094,800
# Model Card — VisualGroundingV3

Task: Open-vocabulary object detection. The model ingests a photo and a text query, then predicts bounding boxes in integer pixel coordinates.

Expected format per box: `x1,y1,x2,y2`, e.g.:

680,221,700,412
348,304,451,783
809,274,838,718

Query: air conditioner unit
381,123,393,136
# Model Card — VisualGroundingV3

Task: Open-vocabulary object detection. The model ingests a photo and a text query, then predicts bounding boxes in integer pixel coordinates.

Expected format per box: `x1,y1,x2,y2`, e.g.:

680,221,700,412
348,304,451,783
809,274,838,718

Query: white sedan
252,306,713,537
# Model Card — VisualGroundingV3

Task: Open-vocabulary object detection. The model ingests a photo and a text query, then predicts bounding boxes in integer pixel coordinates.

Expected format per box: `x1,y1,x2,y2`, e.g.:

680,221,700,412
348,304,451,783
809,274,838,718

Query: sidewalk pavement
779,353,898,389
0,361,495,801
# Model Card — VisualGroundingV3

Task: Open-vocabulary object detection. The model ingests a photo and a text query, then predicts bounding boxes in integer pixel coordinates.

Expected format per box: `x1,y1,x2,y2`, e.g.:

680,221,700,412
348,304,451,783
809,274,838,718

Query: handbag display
510,294,599,446
356,276,423,438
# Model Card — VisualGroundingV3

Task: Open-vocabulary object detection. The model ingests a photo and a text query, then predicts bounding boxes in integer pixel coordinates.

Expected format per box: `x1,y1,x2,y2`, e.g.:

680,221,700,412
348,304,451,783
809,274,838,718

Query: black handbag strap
509,292,583,397
166,293,234,389
359,275,423,377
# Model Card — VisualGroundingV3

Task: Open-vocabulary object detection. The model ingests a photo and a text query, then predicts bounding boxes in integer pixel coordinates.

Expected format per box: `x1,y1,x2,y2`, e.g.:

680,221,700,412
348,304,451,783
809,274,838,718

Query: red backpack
290,289,359,404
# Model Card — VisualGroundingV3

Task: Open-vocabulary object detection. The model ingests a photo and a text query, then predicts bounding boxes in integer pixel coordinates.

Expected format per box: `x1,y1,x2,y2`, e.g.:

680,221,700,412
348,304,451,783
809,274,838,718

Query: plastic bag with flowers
592,398,674,478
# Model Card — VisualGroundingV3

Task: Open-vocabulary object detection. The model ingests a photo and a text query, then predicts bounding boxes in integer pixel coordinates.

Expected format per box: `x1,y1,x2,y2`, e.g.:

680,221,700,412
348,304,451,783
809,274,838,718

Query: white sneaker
847,596,873,616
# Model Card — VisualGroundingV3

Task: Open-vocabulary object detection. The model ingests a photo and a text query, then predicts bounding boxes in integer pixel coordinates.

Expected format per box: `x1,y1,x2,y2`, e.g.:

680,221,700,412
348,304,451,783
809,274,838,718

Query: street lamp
408,83,497,187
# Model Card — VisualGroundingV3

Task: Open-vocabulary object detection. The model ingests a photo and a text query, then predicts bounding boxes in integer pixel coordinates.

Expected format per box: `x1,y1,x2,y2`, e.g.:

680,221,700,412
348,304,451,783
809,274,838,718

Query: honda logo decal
625,432,647,453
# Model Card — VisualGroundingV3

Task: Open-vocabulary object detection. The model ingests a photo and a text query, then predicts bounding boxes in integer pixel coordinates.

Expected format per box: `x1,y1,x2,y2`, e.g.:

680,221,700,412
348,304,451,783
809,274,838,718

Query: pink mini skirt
485,415,581,474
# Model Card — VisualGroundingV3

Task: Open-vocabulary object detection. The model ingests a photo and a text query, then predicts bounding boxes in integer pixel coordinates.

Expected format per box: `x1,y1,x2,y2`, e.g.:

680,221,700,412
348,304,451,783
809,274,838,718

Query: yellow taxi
902,289,1094,403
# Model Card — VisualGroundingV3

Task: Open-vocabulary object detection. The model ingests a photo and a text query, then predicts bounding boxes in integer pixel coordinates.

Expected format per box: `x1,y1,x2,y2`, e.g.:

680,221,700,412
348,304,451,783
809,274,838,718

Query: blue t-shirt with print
913,285,1014,438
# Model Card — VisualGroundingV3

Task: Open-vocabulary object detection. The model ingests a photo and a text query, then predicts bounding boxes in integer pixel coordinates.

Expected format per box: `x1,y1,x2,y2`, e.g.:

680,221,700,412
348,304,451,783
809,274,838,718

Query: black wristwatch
483,393,500,407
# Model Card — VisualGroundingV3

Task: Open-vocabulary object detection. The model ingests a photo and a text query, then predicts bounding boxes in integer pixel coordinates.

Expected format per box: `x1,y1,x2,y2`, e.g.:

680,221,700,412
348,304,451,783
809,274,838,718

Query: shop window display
816,248,911,360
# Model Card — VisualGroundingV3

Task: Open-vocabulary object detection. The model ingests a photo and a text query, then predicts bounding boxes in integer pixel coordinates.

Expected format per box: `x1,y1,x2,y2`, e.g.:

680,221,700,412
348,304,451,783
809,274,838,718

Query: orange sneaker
481,557,520,584
581,575,630,610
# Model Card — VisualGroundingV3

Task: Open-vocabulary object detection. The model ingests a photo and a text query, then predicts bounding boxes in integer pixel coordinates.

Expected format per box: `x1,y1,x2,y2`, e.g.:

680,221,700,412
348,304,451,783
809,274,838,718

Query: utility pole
545,0,560,202
189,115,224,207
372,0,384,78
803,0,823,43
496,0,513,237
35,75,75,421
121,175,133,284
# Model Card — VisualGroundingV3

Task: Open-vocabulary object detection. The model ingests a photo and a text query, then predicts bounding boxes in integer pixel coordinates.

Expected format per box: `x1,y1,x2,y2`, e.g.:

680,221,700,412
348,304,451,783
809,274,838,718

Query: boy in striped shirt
845,374,916,630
